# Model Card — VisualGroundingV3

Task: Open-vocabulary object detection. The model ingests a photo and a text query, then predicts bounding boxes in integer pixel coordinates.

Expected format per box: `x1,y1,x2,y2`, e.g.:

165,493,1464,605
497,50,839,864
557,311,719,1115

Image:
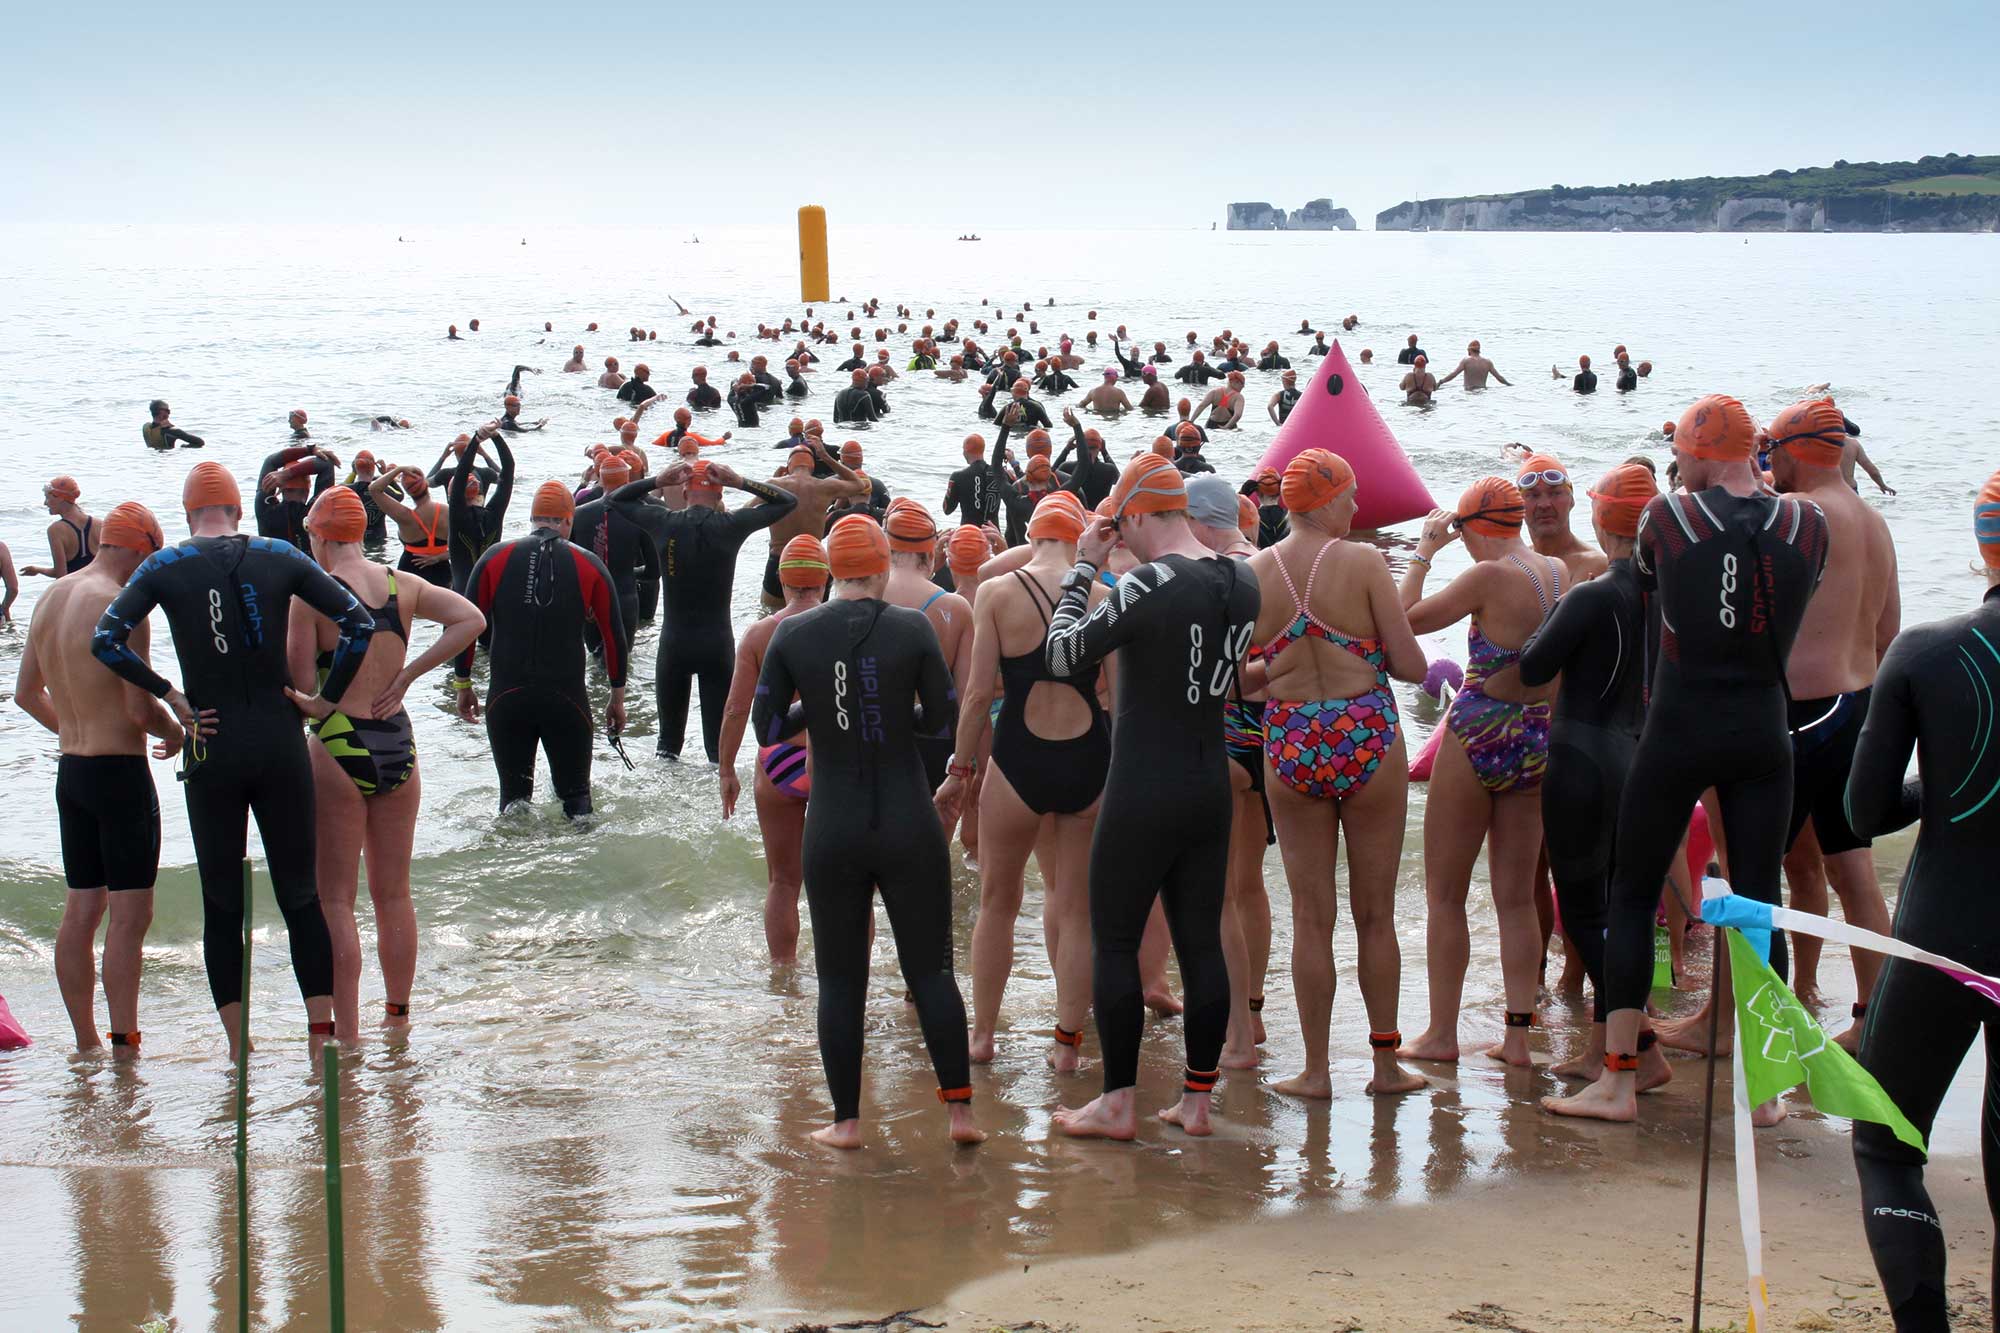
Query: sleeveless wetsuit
991,571,1109,815
1519,557,1646,1020
1444,553,1563,793
458,527,627,818
1260,541,1400,799
751,598,971,1119
1601,488,1828,1015
93,535,376,1008
1047,552,1260,1095
1847,586,2000,1329
309,571,416,797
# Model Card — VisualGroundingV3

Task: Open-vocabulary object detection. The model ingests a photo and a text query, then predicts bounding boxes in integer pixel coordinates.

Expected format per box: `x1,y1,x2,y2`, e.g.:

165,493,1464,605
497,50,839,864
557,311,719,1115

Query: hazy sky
11,1,1995,228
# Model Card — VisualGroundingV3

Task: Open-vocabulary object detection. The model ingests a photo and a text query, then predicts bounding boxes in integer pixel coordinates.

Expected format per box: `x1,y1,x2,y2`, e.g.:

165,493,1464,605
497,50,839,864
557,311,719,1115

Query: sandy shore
932,1144,1992,1333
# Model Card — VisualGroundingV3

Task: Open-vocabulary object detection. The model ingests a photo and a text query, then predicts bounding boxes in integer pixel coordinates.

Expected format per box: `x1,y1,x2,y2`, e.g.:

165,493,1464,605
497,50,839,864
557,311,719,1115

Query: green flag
1726,929,1925,1152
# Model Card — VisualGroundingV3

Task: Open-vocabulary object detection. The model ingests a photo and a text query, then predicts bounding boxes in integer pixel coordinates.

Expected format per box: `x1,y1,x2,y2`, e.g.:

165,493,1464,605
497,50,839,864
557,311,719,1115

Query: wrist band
947,760,977,779
1409,553,1432,568
451,677,472,691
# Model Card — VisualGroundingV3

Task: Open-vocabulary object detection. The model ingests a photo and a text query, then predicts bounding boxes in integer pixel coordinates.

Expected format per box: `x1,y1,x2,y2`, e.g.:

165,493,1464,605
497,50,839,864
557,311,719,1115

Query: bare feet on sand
948,1104,988,1145
1220,1037,1260,1070
1157,1092,1213,1136
1271,1069,1333,1100
1367,1052,1428,1096
1144,988,1183,1018
1542,1074,1637,1123
1655,1008,1728,1055
969,1031,997,1064
1752,1096,1788,1128
1046,1036,1082,1075
812,1119,864,1150
1398,1027,1459,1063
1054,1091,1137,1140
1834,1022,1863,1055
1483,1029,1534,1068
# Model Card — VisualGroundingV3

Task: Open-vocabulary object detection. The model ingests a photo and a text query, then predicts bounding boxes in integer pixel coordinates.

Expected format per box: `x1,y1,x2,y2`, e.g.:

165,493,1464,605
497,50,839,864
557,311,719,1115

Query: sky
8,0,1996,229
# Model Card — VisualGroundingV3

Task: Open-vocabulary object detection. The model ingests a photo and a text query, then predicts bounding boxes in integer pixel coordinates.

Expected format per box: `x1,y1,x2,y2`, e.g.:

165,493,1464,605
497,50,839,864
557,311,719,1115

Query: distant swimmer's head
1673,394,1758,473
99,501,165,562
1637,361,1652,377
289,409,309,428
1176,422,1203,450
685,366,701,383
618,421,638,446
1025,429,1053,458
573,344,584,356
182,460,243,520
1614,344,1627,358
786,447,816,474
1467,340,1481,355
1615,351,1631,366
1585,463,1659,545
530,480,575,532
1191,350,1206,363
840,440,864,468
829,514,892,583
1975,468,2000,577
950,356,965,369
305,485,369,548
1661,420,1676,438
673,406,693,428
1011,379,1031,400
867,365,887,384
1577,354,1591,370
448,325,459,337
468,320,480,331
850,369,867,387
504,394,522,413
1141,364,1158,381
778,534,831,591
149,399,171,422
786,359,801,373
1359,348,1374,363
43,475,81,509
1452,476,1526,546
962,432,986,462
1029,491,1087,545
1153,341,1166,353
588,322,599,332
752,354,768,368
947,524,990,575
1766,397,1848,474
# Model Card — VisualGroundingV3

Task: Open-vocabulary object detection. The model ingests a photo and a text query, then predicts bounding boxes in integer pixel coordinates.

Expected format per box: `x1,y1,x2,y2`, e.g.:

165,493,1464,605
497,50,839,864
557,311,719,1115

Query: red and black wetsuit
457,526,627,818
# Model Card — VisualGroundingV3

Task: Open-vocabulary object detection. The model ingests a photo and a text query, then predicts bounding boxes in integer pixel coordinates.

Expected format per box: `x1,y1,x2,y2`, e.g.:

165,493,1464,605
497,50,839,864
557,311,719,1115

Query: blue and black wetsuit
1046,552,1260,1096
751,596,970,1120
1848,586,2000,1330
1519,557,1647,1019
1601,489,1827,1016
92,535,375,1010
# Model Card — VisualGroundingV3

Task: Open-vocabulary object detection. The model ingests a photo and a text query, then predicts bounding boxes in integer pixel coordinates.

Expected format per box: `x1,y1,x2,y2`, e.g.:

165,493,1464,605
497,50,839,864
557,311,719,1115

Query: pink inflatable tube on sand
1256,339,1435,531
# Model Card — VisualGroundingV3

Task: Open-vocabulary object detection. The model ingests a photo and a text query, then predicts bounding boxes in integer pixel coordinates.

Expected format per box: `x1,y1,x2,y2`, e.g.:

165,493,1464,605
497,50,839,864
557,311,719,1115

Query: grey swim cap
1184,475,1240,531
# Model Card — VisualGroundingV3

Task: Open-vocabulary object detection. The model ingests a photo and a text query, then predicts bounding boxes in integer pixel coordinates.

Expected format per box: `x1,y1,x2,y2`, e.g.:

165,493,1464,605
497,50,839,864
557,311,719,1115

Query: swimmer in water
1191,371,1249,430
1268,369,1303,425
19,501,189,1053
1399,356,1437,406
1078,367,1132,416
1137,364,1171,411
23,476,99,579
617,363,658,405
1245,454,1430,1096
284,488,484,1043
142,399,206,450
1435,340,1510,391
1396,335,1425,366
718,534,831,964
498,394,548,432
1307,331,1331,357
289,408,311,440
598,356,626,390
751,516,984,1150
563,345,587,373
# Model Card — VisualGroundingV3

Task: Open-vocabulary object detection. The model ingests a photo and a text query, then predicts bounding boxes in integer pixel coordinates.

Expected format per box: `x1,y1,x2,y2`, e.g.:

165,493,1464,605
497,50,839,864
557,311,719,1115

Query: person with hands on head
256,445,338,548
283,487,484,1042
19,501,192,1053
446,423,516,594
718,534,830,964
454,481,627,819
371,463,453,587
753,437,868,609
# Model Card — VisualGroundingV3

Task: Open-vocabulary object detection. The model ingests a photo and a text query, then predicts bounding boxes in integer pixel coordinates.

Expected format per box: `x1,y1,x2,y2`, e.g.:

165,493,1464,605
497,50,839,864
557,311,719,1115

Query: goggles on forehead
1516,469,1570,491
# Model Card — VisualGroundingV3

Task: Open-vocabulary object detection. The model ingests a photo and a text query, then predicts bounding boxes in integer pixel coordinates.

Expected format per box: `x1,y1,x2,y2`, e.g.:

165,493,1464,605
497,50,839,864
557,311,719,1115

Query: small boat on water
957,234,982,241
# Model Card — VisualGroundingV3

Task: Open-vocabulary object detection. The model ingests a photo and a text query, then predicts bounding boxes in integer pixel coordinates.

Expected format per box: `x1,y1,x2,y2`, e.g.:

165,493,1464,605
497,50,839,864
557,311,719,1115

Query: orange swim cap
828,514,891,579
183,460,242,512
306,486,368,543
1108,452,1187,521
1025,429,1052,457
787,447,815,471
1176,421,1202,443
352,449,376,473
532,480,575,520
884,498,938,553
598,459,632,491
947,524,990,573
840,440,864,466
1976,467,2000,571
1028,491,1086,543
1662,421,1676,438
1454,477,1525,539
100,501,164,555
1585,464,1659,538
46,475,80,502
1236,494,1259,540
619,448,648,477
1150,435,1174,459
1025,455,1053,484
1767,397,1848,468
1280,448,1356,513
1675,394,1758,463
687,459,721,492
1255,466,1281,497
677,437,702,458
1578,355,1591,369
504,395,521,410
778,534,831,588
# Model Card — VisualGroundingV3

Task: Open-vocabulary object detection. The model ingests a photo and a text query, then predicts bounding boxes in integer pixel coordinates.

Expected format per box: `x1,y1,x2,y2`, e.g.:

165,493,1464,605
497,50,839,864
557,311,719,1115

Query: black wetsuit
1257,353,1292,371
616,378,658,405
92,535,375,1009
944,453,1006,530
1602,489,1828,1015
786,374,810,398
1397,345,1426,366
458,526,627,818
1573,369,1599,394
254,448,335,548
1110,343,1145,379
1307,339,1330,357
346,478,389,544
1036,370,1077,394
687,382,722,410
1174,452,1216,477
834,355,867,372
143,422,205,450
999,397,1053,434
1046,552,1260,1094
571,489,650,659
1273,386,1302,425
1052,424,1118,511
1616,364,1638,392
1235,481,1291,548
751,596,970,1119
832,385,878,424
1175,362,1224,386
1149,350,1175,364
1848,587,2000,1331
1519,558,1646,1020
447,435,514,595
609,478,796,759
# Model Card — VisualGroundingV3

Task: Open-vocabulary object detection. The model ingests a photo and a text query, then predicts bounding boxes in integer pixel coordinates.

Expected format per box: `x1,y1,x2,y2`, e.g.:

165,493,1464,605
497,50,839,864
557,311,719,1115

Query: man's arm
1844,632,1922,839
1856,443,1894,495
1491,365,1511,387
722,475,800,538
1436,361,1464,386
15,614,57,732
1518,579,1596,688
1047,549,1148,679
0,544,16,620
370,470,419,525
489,431,517,518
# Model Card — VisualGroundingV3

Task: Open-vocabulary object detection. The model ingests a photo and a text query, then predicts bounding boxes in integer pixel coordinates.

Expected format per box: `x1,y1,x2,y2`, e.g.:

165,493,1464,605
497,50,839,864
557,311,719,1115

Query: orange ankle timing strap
108,1031,140,1047
384,1002,409,1018
308,1021,336,1037
1605,1052,1640,1072
936,1086,973,1105
1368,1031,1401,1050
1183,1067,1219,1094
1052,1025,1083,1047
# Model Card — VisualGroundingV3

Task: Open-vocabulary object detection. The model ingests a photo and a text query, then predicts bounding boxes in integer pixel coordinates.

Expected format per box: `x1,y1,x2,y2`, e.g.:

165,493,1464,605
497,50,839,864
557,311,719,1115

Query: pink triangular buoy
0,993,31,1050
1407,724,1445,782
1257,339,1433,530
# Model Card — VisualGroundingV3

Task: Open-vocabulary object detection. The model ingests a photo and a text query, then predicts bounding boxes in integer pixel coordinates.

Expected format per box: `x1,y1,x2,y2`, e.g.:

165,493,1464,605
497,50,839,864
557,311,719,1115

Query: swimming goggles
1451,505,1525,533
607,732,636,771
176,732,209,783
1516,469,1570,490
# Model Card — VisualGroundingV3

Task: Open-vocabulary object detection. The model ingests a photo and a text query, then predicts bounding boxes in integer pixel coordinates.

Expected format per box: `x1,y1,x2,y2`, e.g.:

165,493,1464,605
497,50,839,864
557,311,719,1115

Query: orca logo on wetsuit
1186,621,1255,703
1719,552,1739,629
834,659,850,731
207,588,229,654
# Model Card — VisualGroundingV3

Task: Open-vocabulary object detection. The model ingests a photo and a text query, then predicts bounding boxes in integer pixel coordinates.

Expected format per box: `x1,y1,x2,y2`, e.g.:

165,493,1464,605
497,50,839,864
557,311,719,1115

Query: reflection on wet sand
62,1065,176,1332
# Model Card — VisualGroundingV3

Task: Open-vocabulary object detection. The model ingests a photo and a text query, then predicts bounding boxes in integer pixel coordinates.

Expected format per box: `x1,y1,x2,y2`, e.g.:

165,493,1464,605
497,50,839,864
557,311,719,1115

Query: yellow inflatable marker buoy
798,206,829,303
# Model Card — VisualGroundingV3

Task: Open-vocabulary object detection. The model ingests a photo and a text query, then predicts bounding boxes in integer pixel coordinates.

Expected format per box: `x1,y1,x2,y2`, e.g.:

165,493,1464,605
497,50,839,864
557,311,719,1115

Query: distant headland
1375,154,2000,232
1226,199,1357,231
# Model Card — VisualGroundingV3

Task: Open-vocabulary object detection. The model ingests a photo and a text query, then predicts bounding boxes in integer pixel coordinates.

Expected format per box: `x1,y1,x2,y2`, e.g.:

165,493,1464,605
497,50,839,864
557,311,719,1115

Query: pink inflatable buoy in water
0,993,30,1050
1257,339,1434,531
1407,725,1445,782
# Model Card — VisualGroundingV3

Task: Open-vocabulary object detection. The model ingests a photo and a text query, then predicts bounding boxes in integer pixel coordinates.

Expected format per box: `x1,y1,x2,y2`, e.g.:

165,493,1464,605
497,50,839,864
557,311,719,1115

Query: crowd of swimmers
10,297,1993,1326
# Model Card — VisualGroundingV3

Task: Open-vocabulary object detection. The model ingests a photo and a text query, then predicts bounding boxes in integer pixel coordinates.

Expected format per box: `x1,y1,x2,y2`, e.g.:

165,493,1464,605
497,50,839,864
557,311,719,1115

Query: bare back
766,474,852,546
1253,538,1421,700
975,554,1101,741
1788,479,1897,697
31,569,155,755
1411,544,1566,705
292,558,412,719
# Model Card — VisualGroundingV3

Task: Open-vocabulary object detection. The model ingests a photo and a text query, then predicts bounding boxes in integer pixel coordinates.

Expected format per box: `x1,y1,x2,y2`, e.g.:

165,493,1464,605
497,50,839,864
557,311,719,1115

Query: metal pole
323,1042,346,1332
1690,921,1726,1333
236,859,254,1333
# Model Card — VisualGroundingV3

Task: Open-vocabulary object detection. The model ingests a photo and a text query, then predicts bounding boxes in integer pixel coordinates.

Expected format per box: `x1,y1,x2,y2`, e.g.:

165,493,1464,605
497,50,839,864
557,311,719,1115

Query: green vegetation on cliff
1430,154,1998,208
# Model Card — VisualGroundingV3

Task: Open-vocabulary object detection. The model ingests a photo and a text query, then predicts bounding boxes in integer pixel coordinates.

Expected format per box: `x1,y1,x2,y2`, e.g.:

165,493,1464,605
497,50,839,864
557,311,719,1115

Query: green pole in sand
323,1042,346,1332
235,860,253,1333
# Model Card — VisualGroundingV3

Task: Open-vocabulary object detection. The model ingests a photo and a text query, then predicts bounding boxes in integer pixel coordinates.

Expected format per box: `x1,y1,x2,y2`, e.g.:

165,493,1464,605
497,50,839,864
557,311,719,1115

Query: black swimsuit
59,516,94,572
991,572,1109,815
